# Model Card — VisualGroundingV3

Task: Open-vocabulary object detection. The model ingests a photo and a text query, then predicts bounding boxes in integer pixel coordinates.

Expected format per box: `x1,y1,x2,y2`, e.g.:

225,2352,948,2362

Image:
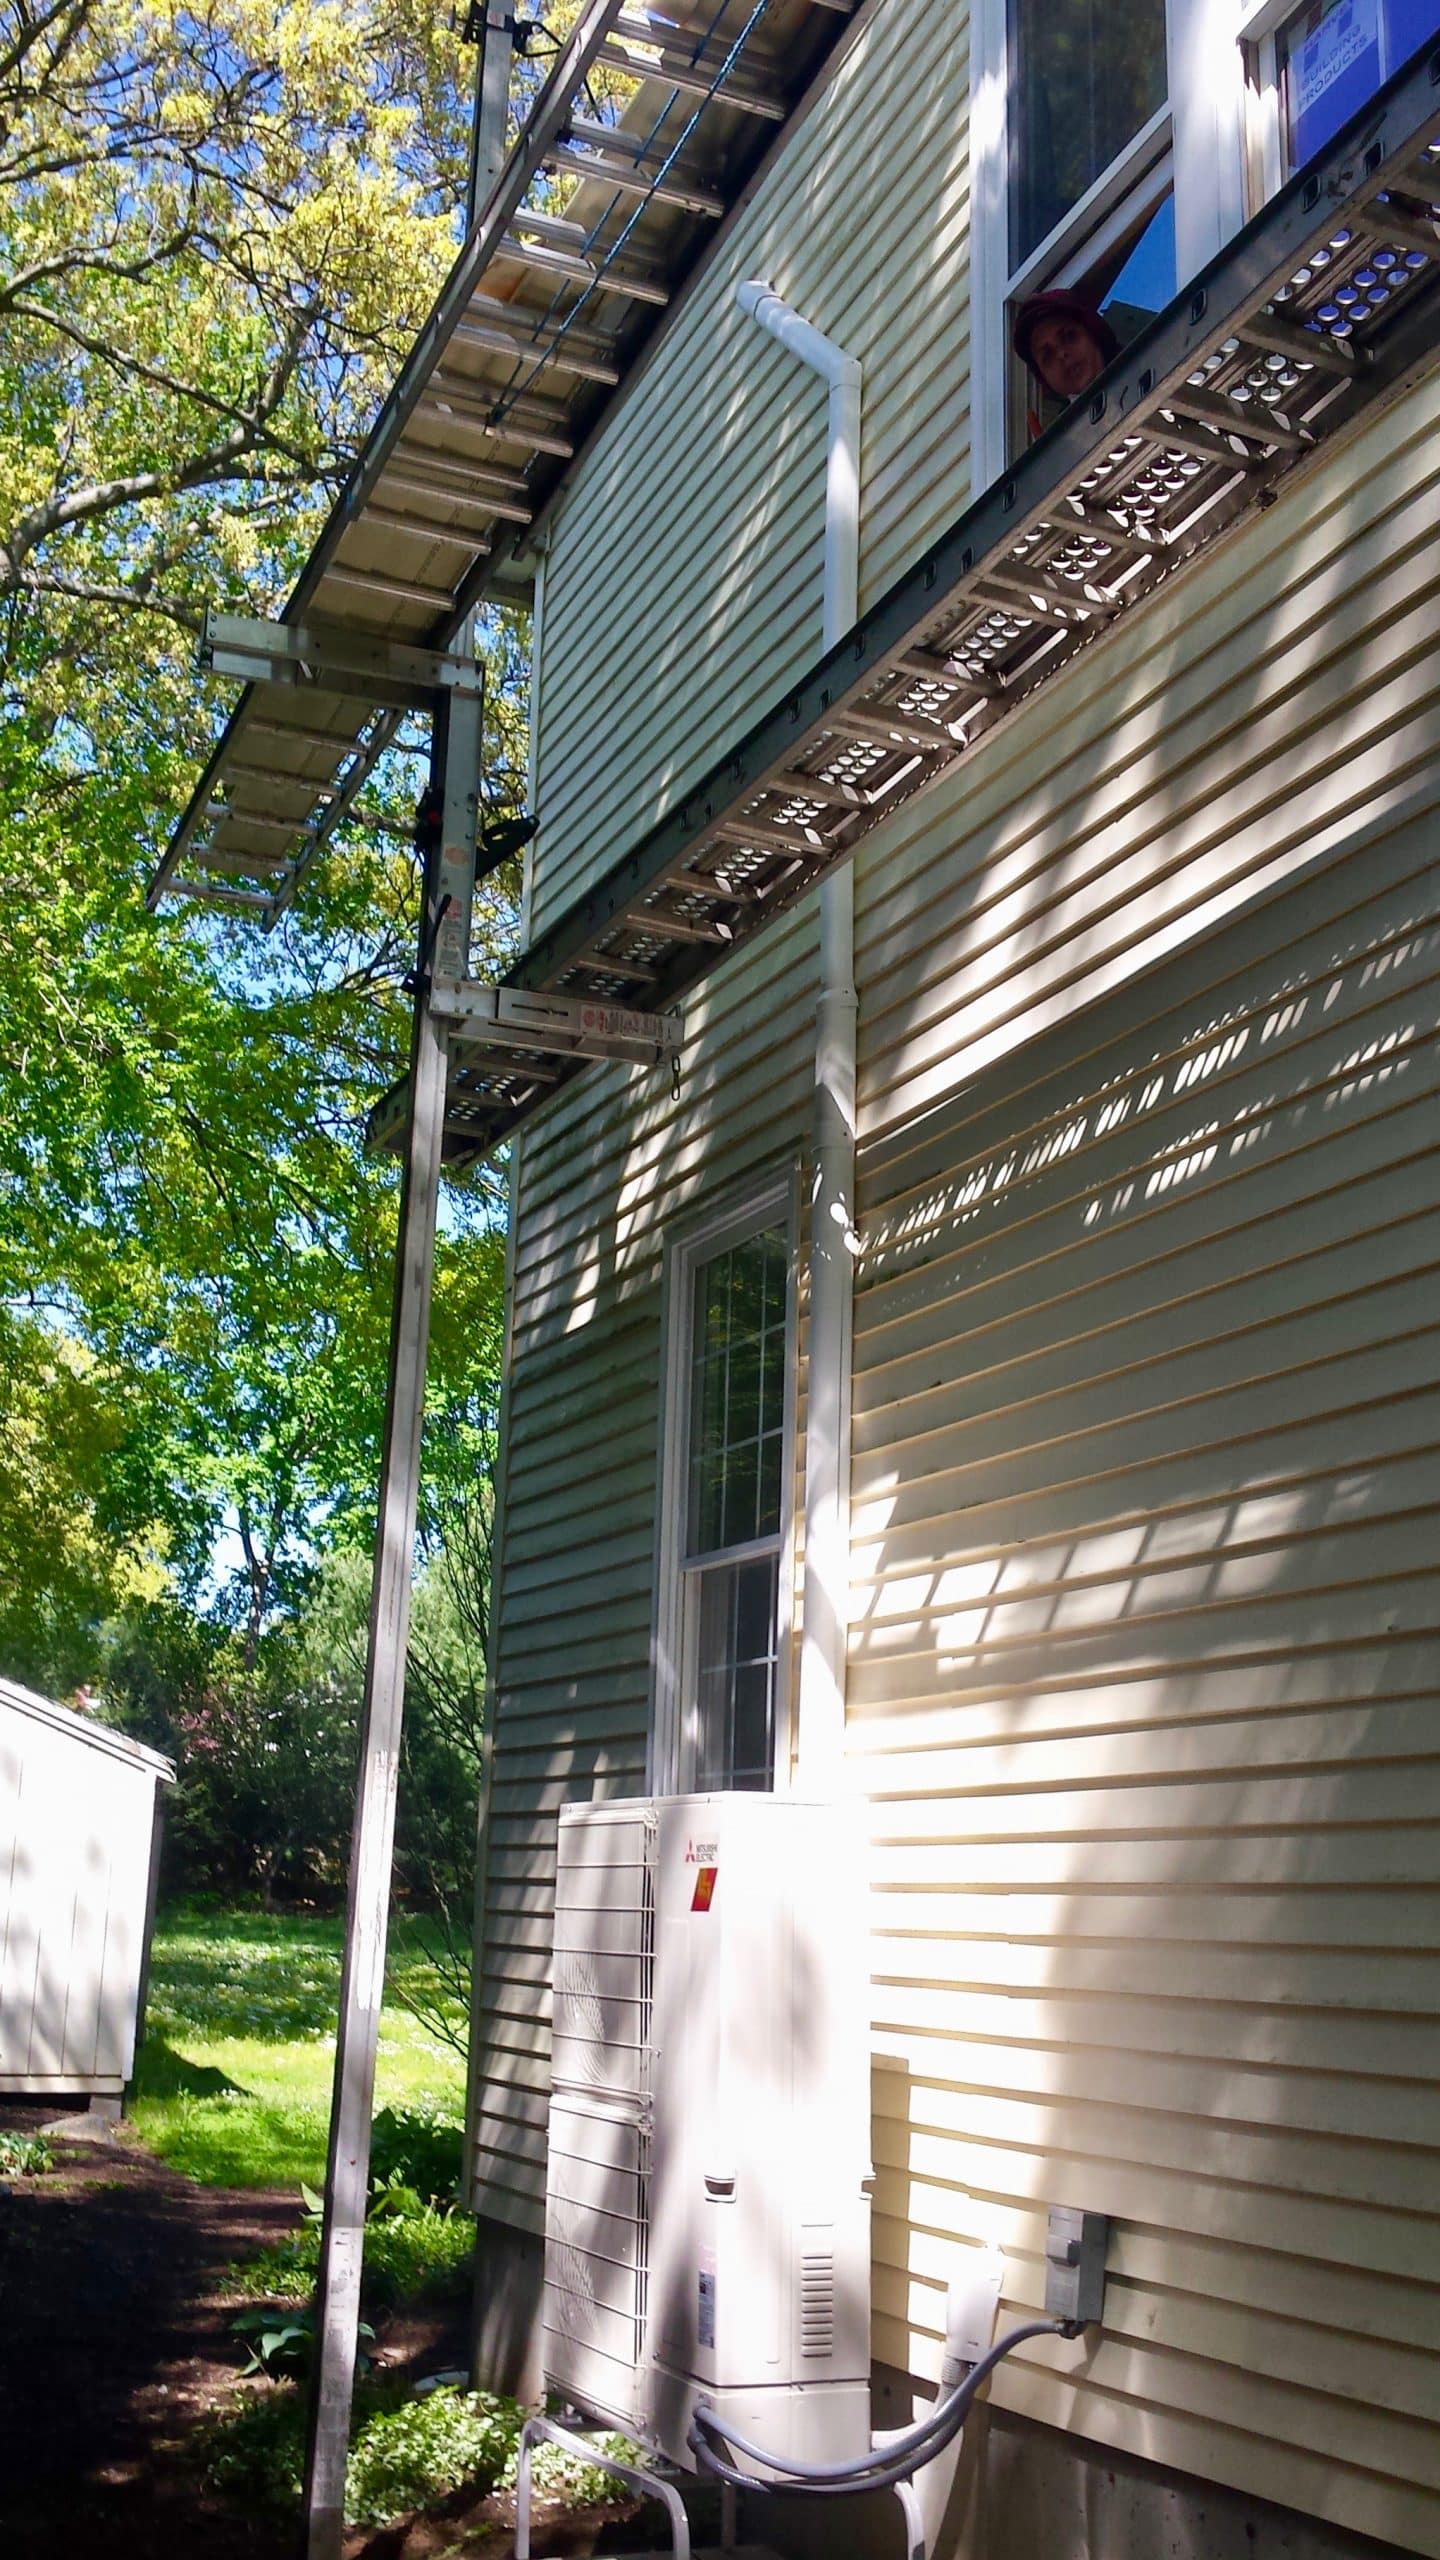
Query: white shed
0,1677,174,2102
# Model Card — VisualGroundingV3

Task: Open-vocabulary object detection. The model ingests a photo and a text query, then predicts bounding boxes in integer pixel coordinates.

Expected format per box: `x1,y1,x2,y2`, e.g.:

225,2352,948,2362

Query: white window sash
650,1170,798,1798
969,0,1248,484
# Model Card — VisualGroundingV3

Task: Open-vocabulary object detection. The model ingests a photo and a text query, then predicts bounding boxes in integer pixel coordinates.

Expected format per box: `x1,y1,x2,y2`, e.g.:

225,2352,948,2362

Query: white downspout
734,280,860,1790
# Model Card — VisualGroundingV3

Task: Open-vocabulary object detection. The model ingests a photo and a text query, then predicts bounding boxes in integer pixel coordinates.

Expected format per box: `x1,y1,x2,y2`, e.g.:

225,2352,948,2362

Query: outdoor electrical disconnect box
541,1793,873,2472
1044,2206,1110,2333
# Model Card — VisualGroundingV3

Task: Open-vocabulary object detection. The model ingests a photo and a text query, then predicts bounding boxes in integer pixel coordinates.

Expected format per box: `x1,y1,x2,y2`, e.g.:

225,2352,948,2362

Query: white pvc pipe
734,279,860,1788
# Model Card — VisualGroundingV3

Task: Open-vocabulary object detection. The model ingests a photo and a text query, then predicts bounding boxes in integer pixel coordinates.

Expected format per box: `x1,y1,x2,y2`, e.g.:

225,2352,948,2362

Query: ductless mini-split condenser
542,1792,872,2473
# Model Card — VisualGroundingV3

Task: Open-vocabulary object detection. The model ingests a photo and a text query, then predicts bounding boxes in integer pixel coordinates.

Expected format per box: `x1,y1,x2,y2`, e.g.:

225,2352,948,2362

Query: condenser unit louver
542,1793,872,2475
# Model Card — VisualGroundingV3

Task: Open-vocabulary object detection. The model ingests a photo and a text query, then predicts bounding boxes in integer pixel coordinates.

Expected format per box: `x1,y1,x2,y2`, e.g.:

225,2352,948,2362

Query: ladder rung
894,648,1007,697
826,706,964,752
712,815,834,856
1167,385,1309,449
978,564,1118,619
168,878,273,908
358,502,499,545
243,714,374,752
499,231,670,304
1238,312,1356,373
550,135,725,218
622,907,731,943
601,29,785,116
1148,412,1266,469
767,768,873,807
1048,504,1166,557
451,317,621,386
193,845,294,876
204,802,310,836
324,564,458,610
388,457,534,504
418,391,574,461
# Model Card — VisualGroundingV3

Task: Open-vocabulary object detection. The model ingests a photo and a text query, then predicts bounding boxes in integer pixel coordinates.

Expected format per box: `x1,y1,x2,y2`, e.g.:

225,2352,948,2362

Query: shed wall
0,1699,163,2093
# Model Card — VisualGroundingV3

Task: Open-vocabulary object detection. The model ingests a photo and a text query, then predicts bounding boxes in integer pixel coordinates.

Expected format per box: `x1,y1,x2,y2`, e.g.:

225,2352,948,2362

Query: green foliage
130,1904,465,2189
200,2376,639,2531
98,1530,489,1907
0,0,522,1697
229,2303,374,2377
369,2101,464,2202
505,2430,646,2509
0,2129,54,2177
344,2387,518,2526
200,2383,520,2528
198,2385,311,2516
230,2192,474,2311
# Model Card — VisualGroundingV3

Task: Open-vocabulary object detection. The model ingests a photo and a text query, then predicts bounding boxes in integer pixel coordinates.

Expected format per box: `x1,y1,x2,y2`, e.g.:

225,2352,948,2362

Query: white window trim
968,0,1249,487
649,1168,800,1799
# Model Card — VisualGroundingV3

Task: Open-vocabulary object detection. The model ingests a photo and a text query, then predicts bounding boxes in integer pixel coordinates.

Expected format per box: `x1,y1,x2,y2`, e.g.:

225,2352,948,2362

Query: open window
651,1179,797,1797
972,0,1248,469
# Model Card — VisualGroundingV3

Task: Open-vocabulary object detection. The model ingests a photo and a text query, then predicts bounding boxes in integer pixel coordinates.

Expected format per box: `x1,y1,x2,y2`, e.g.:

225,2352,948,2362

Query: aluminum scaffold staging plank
371,41,1440,1165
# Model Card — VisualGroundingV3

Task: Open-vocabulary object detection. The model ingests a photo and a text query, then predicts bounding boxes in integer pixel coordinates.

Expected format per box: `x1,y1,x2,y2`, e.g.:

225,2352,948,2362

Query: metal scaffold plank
379,53,1440,1166
149,1,859,926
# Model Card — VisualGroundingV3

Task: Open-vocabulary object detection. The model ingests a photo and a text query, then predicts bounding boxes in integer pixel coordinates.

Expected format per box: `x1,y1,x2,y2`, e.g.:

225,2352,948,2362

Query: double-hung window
973,0,1249,472
652,1184,796,1797
975,0,1440,471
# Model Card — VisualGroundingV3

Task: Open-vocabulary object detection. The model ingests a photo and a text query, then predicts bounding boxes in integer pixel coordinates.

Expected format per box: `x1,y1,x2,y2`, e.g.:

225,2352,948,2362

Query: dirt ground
0,2100,660,2560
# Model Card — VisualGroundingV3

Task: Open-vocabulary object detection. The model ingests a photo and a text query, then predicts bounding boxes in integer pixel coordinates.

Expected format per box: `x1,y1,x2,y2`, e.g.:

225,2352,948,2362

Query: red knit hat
1012,289,1121,374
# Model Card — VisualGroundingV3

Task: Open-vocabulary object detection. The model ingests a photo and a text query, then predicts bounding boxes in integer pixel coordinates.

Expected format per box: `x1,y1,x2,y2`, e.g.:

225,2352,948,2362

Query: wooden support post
301,675,481,2560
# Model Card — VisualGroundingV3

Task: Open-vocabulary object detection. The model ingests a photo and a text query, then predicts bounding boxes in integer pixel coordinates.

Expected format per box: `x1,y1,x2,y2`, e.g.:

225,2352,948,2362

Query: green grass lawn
130,1903,468,2189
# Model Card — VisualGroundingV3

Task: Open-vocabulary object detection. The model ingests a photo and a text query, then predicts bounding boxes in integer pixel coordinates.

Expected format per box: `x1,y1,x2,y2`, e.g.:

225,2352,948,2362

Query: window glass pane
1097,190,1176,339
1280,0,1382,167
693,1555,778,1791
686,1224,787,1557
1278,0,1439,174
1009,0,1168,265
1388,0,1440,62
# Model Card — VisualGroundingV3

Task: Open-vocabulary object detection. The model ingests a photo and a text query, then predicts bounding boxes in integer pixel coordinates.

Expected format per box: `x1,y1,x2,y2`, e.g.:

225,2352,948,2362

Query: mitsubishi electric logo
684,1839,719,1864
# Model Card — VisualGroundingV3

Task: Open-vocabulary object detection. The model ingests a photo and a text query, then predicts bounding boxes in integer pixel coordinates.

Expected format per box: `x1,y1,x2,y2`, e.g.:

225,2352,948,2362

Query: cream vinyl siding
849,377,1440,2551
469,919,817,2230
527,0,971,939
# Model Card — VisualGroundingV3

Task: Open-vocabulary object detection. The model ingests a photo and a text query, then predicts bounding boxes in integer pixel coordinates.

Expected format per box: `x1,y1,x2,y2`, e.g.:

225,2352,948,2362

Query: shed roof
0,1677,176,1783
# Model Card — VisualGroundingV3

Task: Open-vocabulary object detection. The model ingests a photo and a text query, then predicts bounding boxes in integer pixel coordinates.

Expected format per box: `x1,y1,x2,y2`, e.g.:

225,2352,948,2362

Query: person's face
1028,315,1104,401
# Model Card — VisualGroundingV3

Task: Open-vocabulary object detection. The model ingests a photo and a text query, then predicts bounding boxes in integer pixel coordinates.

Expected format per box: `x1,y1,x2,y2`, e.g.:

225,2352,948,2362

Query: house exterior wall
470,6,1440,2550
528,0,971,935
0,1683,171,2095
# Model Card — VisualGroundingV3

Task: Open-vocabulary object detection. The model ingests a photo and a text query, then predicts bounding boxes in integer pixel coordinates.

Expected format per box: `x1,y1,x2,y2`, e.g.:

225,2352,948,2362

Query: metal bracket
431,979,684,1065
198,611,485,713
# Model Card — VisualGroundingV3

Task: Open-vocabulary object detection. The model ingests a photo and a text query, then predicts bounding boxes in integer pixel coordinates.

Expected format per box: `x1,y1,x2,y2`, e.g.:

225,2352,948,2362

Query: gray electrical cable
688,2319,1067,2501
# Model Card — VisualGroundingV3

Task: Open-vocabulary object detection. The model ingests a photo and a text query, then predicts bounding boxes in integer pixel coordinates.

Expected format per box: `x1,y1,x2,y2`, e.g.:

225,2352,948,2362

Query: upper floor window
1248,0,1440,187
975,0,1439,466
993,0,1238,456
652,1182,796,1797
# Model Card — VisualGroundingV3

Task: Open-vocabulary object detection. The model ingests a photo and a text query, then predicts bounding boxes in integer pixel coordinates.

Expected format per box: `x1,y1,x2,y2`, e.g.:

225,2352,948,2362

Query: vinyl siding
849,376,1440,2553
527,0,972,936
469,917,818,2230
472,4,1440,2545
